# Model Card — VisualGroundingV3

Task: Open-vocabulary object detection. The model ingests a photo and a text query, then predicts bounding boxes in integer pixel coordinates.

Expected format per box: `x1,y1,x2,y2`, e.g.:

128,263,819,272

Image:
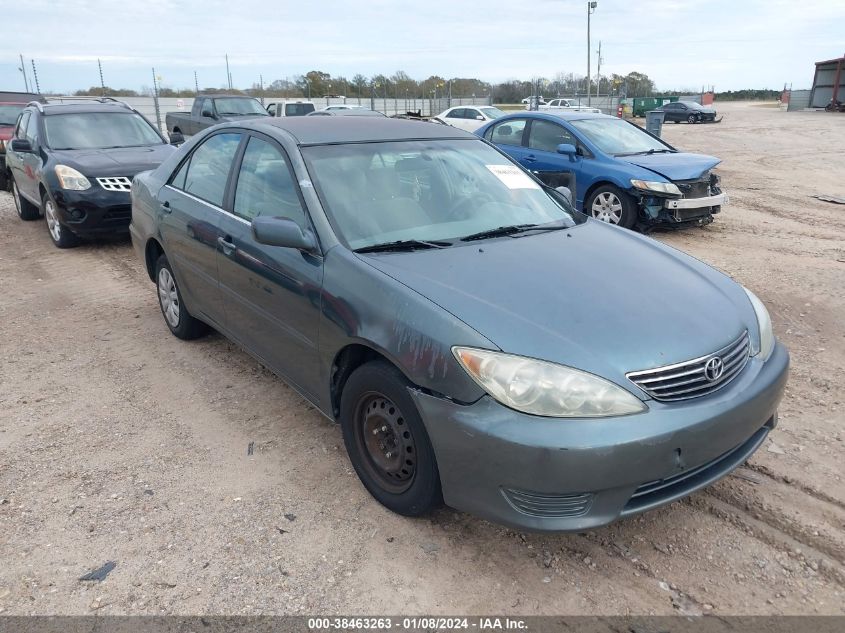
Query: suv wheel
340,361,442,517
12,180,40,221
42,192,79,248
155,254,208,340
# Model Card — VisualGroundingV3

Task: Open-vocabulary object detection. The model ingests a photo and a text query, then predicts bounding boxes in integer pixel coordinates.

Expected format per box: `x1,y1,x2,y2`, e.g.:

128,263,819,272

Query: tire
586,184,638,229
154,254,208,340
42,191,80,248
687,114,697,124
340,361,442,517
12,178,40,221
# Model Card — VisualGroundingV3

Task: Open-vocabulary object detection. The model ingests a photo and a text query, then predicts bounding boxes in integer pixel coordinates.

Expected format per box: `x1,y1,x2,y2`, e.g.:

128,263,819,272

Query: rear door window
488,119,527,146
178,133,242,207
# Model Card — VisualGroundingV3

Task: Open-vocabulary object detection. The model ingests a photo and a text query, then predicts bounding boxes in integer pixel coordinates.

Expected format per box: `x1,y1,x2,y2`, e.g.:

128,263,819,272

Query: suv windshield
570,118,672,155
0,104,25,126
302,139,581,251
44,112,164,150
214,97,268,116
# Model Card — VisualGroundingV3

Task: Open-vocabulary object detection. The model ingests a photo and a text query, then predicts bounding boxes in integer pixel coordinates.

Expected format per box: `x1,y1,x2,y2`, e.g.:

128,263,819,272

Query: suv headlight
453,347,647,418
55,164,91,191
742,287,775,361
630,179,681,196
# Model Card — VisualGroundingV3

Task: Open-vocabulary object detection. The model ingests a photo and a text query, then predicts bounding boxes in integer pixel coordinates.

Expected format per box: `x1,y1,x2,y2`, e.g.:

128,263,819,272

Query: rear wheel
155,254,208,340
42,191,80,248
12,179,40,221
340,361,442,517
586,184,638,229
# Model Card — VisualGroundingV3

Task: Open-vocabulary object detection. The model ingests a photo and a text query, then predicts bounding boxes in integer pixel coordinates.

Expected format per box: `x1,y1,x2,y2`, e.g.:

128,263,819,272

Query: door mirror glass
556,143,577,155
554,186,573,205
252,217,317,252
10,138,33,153
169,132,185,145
201,109,215,118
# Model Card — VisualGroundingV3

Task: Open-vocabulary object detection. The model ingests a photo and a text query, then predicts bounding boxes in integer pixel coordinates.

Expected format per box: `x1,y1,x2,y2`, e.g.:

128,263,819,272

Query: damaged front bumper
664,191,728,210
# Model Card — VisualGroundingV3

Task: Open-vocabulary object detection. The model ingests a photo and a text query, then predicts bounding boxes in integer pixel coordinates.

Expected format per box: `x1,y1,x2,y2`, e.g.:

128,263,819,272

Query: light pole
587,1,597,106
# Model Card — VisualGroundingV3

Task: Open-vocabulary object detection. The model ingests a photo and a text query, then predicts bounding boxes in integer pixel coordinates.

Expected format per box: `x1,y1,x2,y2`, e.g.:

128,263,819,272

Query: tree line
72,69,778,103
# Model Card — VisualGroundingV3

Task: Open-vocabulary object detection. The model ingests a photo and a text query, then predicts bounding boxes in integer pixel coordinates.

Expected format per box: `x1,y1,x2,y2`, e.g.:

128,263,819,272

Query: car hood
361,221,754,391
50,144,177,177
620,152,721,181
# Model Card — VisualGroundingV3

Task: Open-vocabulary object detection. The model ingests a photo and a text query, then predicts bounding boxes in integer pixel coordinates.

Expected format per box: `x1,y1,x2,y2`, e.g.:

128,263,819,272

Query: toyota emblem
704,356,725,382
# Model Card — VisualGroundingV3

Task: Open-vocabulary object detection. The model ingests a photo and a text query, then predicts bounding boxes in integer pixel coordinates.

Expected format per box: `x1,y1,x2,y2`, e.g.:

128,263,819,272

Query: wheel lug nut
385,452,392,458
372,429,379,435
381,426,387,432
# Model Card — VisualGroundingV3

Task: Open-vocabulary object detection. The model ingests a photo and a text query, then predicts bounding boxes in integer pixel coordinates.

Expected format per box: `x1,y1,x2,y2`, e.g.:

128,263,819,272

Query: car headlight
453,347,647,418
630,179,681,196
55,164,91,191
742,287,775,361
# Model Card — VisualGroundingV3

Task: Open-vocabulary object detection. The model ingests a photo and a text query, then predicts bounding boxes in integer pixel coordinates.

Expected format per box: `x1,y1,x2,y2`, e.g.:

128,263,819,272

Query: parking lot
0,101,843,615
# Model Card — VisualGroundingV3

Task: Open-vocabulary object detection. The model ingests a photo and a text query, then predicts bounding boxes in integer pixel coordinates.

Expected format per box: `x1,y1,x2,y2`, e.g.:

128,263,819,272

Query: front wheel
155,254,207,340
43,192,80,248
340,361,442,517
586,184,638,229
687,114,697,123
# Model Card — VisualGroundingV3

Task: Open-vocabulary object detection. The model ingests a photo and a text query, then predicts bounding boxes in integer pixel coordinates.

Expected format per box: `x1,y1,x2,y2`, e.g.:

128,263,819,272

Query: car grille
96,177,132,192
626,331,750,401
102,205,132,223
676,177,710,199
501,488,593,518
622,425,770,515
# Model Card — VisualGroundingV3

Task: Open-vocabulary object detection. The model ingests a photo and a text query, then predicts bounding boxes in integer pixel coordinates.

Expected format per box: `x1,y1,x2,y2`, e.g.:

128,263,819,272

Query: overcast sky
1,0,843,94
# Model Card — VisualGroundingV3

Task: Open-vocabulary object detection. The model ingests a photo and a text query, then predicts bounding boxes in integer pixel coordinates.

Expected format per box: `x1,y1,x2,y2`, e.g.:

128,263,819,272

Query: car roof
499,111,612,122
239,116,475,145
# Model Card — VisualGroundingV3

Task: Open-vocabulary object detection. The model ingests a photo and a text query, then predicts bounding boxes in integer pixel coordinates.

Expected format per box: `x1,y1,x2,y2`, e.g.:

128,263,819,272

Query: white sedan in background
434,105,507,132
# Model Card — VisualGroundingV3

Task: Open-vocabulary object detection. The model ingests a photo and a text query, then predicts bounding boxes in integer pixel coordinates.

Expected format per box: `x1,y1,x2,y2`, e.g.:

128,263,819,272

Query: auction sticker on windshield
485,165,540,189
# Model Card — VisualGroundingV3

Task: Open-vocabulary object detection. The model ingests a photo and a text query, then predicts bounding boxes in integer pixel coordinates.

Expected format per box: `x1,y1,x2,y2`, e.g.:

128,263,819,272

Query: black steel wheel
340,361,442,516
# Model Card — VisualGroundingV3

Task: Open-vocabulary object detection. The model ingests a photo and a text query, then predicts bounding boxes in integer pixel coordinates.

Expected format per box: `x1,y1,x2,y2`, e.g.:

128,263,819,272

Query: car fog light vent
502,488,593,518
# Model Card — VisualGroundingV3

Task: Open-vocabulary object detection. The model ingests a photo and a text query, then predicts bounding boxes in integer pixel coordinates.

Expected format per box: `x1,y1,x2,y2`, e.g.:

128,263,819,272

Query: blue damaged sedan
476,111,728,230
130,116,788,531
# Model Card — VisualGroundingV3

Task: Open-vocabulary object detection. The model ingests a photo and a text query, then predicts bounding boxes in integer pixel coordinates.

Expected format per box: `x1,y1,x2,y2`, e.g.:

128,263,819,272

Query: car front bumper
664,192,728,210
410,341,789,532
51,187,132,236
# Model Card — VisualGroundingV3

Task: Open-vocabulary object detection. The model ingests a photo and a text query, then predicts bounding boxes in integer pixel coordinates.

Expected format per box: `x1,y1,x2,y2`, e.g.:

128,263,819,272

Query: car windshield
214,98,268,116
570,117,672,155
44,112,164,150
0,104,25,126
480,107,506,120
302,139,582,251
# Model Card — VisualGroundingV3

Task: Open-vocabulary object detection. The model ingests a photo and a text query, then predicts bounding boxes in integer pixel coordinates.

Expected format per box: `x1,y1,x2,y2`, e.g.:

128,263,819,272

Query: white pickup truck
535,98,601,113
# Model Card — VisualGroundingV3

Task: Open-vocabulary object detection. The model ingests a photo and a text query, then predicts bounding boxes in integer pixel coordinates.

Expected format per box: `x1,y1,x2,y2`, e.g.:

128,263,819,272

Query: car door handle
217,236,236,254
524,155,537,163
160,201,172,214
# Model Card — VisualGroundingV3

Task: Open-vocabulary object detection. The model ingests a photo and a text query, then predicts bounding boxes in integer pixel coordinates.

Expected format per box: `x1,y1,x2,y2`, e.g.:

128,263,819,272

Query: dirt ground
0,101,843,616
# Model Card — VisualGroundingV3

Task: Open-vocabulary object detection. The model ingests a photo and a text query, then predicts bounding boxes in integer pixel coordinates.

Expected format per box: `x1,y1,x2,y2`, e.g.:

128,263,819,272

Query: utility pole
587,1,597,106
19,54,30,92
151,67,162,131
98,58,106,96
194,71,199,95
225,54,232,90
595,41,602,103
259,74,265,105
31,59,41,94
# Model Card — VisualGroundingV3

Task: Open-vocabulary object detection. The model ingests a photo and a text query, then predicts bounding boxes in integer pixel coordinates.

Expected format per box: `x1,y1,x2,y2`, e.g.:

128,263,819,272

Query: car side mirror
169,132,185,145
10,138,33,153
556,143,577,161
201,109,215,119
554,186,574,205
252,217,317,252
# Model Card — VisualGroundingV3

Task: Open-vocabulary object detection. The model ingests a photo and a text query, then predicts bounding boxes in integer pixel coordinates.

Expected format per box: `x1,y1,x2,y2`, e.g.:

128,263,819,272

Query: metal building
809,54,844,108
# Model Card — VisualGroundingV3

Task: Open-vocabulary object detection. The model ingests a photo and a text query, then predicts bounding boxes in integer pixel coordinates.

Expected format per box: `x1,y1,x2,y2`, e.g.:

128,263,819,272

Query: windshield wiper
616,148,675,157
460,222,567,242
354,239,452,254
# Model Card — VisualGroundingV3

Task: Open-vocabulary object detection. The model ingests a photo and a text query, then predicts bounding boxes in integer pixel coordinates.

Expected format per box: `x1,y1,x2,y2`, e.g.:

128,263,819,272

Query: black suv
6,98,179,248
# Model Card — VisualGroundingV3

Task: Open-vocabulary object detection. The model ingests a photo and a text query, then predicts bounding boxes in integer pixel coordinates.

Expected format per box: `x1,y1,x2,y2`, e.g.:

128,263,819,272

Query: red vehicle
0,92,45,190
